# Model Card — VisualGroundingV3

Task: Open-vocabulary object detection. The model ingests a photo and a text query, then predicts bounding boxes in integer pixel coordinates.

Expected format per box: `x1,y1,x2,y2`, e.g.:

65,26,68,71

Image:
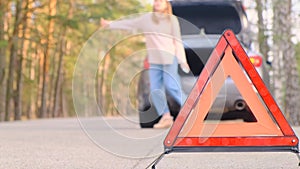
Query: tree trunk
272,0,286,111
5,0,23,121
0,0,7,121
272,0,300,125
52,0,74,117
282,0,300,125
255,0,271,62
24,0,34,119
40,0,57,118
52,34,65,117
14,0,31,120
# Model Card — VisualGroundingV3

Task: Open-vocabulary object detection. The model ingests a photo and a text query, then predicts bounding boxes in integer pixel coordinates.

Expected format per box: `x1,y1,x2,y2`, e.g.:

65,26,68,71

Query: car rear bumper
181,75,245,113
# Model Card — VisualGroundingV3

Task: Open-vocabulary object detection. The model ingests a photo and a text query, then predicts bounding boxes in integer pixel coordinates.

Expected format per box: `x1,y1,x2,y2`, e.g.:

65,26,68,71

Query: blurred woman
101,0,189,129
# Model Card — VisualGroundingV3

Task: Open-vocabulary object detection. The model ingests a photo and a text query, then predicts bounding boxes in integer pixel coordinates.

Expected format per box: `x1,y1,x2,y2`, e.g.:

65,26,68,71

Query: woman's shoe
153,116,173,129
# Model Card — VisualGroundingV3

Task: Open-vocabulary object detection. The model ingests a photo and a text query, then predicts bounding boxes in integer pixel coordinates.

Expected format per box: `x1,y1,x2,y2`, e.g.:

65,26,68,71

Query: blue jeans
149,58,186,116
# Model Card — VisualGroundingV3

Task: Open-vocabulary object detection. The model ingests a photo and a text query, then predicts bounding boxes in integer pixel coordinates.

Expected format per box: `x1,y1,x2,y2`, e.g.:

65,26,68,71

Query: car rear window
172,2,243,35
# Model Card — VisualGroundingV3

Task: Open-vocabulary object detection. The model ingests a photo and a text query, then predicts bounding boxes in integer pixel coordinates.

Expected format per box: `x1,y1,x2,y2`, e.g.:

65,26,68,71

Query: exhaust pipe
234,100,246,111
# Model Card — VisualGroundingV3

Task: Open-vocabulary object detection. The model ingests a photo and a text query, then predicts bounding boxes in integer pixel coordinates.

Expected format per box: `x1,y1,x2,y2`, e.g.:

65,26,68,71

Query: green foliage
53,15,79,29
0,40,8,48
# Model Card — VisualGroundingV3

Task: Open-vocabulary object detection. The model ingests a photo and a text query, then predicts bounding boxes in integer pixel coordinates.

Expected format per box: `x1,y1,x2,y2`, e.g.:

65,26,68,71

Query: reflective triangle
164,30,298,151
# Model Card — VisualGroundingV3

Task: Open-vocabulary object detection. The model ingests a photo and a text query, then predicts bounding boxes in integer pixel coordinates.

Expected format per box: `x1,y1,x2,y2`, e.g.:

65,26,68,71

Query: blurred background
1,0,300,125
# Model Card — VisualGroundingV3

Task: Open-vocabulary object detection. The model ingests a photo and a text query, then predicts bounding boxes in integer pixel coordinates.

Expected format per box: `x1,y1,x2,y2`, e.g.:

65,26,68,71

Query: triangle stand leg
145,149,172,169
297,154,300,166
295,148,300,166
290,144,300,166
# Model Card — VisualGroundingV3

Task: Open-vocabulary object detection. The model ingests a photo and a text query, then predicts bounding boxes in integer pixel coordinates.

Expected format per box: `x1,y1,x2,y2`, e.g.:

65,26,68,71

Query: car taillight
144,59,150,69
249,55,263,67
242,5,246,11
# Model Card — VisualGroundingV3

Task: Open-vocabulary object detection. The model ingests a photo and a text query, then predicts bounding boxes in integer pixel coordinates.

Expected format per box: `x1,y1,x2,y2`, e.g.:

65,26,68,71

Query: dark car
138,0,270,128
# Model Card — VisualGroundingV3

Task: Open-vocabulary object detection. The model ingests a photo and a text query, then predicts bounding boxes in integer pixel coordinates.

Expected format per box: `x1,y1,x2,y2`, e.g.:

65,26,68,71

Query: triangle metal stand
147,147,300,168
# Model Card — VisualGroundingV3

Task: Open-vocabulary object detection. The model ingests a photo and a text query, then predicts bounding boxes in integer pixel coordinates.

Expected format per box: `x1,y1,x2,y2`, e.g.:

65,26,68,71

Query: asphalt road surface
0,117,299,169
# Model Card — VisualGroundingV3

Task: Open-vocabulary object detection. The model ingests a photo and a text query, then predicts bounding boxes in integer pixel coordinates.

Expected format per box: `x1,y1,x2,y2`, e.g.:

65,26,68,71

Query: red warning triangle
164,30,299,152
